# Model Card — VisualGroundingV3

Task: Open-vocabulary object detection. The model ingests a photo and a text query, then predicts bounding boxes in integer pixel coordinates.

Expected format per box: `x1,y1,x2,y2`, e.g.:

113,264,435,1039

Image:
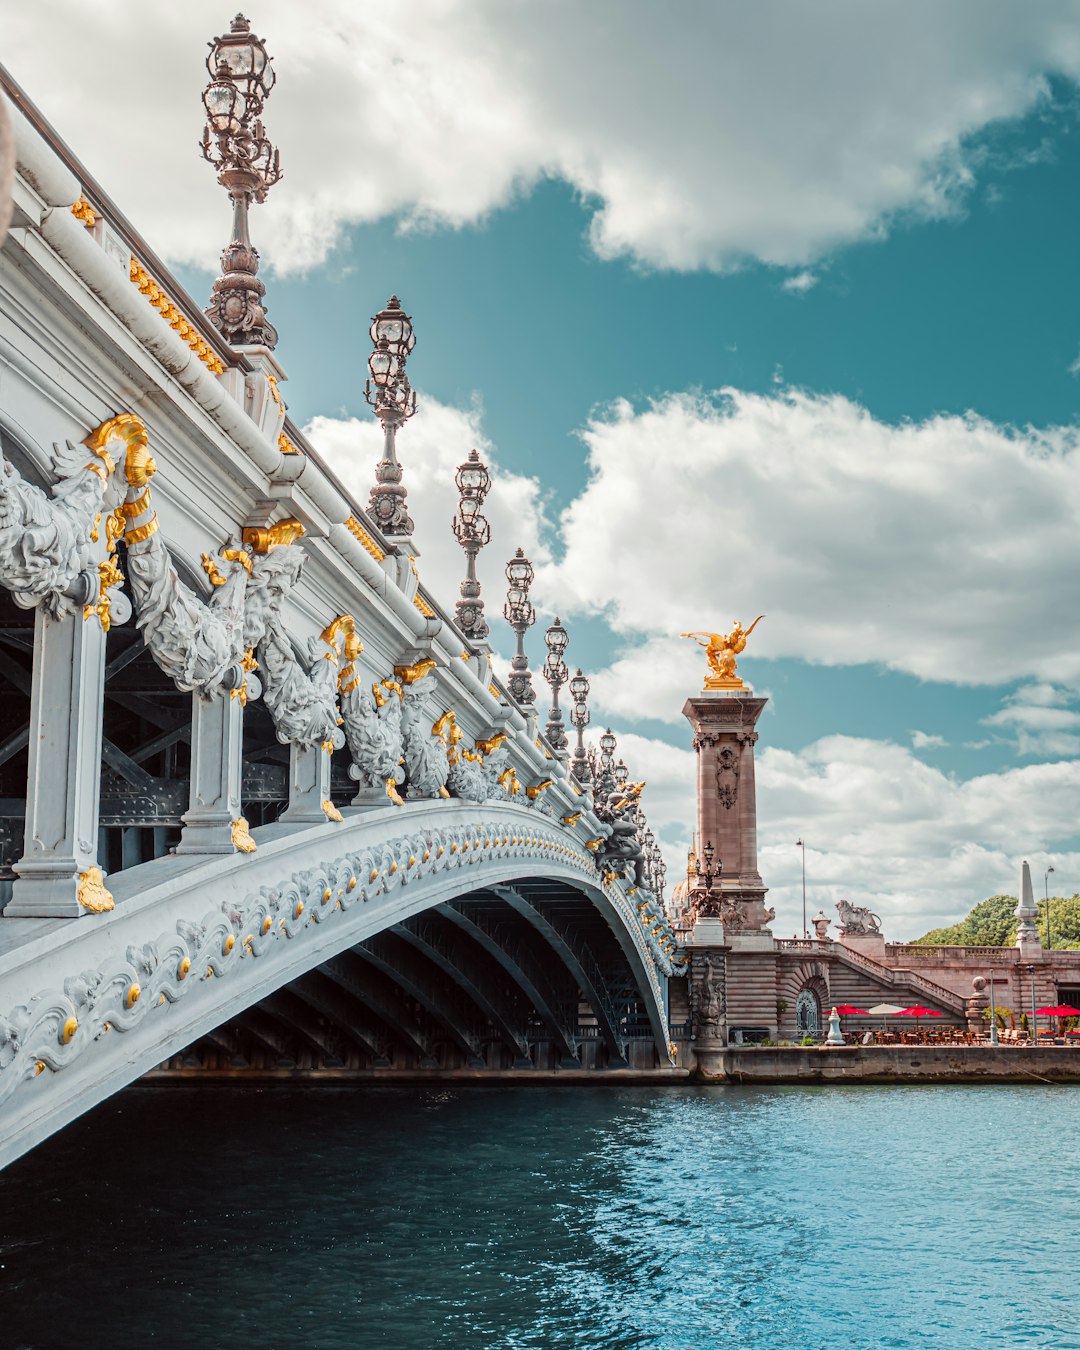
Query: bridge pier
7,604,110,916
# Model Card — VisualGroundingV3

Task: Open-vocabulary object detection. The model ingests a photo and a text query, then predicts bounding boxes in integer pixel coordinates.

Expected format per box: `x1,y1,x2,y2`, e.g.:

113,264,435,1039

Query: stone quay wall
697,1045,1080,1083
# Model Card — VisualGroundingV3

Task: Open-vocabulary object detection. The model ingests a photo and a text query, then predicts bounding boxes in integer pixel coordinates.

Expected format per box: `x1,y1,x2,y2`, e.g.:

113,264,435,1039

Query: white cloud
911,730,948,750
984,683,1080,757
782,271,819,294
610,726,1080,941
540,389,1080,693
8,2,1080,273
303,396,551,623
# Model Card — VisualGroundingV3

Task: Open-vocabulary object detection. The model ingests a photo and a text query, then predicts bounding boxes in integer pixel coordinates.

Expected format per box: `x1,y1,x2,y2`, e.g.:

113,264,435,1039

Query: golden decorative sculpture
77,866,114,913
681,616,765,689
242,518,305,554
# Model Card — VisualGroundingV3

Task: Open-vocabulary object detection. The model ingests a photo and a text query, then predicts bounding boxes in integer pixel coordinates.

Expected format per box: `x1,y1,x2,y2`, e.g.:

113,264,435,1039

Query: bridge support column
279,742,332,823
176,692,245,854
7,606,109,917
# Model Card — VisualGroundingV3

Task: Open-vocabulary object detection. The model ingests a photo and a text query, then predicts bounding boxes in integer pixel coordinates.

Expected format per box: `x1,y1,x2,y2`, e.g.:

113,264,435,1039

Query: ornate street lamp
614,759,629,787
543,617,570,755
364,295,417,538
503,548,536,706
599,728,617,772
201,15,282,348
1045,865,1056,950
569,668,591,784
695,839,722,892
452,448,492,640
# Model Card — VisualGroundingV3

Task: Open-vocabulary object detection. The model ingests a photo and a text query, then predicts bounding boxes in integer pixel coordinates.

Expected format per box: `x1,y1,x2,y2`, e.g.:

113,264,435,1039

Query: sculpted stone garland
0,817,675,1106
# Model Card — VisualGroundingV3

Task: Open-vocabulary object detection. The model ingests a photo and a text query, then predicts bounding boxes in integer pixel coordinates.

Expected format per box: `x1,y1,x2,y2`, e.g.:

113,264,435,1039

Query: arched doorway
796,987,821,1036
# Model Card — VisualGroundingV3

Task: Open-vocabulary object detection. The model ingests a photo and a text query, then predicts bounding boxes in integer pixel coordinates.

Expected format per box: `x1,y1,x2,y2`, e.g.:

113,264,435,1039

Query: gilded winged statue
681,616,765,685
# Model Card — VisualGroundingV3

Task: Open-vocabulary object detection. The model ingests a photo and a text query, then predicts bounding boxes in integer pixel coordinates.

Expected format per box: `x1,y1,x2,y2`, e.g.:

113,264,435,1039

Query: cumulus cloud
303,396,552,624
911,730,948,750
612,727,1080,940
8,2,1080,273
541,389,1080,696
984,683,1080,757
782,272,819,294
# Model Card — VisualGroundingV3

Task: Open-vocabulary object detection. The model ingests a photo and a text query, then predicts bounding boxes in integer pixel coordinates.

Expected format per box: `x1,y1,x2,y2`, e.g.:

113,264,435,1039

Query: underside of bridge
152,880,674,1075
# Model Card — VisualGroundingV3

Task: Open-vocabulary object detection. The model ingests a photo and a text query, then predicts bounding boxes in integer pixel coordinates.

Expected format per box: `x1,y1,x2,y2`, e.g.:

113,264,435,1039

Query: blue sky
9,2,1080,936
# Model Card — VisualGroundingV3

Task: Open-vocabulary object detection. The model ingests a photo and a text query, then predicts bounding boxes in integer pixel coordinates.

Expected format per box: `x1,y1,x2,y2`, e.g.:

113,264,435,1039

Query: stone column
682,691,770,929
279,742,335,823
176,692,250,854
7,605,111,916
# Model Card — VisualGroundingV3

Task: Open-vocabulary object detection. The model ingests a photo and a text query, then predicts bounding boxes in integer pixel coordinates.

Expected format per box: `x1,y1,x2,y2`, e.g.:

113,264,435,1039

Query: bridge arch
0,798,675,1168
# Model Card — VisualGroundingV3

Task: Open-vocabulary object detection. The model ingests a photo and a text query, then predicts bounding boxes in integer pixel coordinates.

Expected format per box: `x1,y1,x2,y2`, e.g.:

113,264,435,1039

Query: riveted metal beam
349,941,484,1066
314,960,437,1067
491,884,628,1066
437,902,579,1065
391,921,531,1064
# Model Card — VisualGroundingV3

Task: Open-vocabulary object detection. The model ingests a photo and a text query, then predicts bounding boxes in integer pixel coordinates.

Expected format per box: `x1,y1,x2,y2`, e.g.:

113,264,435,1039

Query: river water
2,1082,1077,1349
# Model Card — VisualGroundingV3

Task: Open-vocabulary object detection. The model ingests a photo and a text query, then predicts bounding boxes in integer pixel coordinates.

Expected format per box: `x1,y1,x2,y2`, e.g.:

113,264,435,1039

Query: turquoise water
2,1083,1078,1348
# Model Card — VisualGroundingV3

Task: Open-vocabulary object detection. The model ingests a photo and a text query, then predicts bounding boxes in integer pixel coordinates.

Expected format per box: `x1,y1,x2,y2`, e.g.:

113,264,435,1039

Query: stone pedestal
682,690,770,930
279,742,334,823
176,693,247,854
837,931,887,963
690,948,728,1056
7,606,110,916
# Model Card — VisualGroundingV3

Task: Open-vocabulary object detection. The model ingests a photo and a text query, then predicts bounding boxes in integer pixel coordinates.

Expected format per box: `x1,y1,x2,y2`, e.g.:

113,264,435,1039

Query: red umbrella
896,1006,941,1017
833,1004,869,1015
1036,1005,1080,1017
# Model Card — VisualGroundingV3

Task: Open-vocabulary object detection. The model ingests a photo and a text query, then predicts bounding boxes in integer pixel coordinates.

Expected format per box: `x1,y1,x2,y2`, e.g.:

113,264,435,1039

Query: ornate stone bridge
0,50,683,1171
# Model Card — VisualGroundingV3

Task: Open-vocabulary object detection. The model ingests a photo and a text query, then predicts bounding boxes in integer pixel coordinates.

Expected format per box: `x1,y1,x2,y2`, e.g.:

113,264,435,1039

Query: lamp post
1045,865,1056,951
795,837,807,939
987,969,999,1046
364,296,417,539
1029,962,1038,1047
452,449,491,640
503,548,536,706
695,840,722,892
542,617,570,755
569,669,591,784
201,14,282,348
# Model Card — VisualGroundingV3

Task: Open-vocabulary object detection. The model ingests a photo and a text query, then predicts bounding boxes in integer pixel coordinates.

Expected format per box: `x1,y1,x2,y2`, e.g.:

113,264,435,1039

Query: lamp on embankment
1029,963,1038,1046
1045,866,1056,950
795,837,807,939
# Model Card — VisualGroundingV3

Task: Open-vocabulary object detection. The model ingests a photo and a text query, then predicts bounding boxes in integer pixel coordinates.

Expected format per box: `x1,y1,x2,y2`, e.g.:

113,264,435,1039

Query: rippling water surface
2,1083,1078,1348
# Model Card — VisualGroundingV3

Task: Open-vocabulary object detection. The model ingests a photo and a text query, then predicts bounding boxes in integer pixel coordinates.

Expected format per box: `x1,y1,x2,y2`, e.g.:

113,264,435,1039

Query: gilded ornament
231,817,257,853
386,777,405,806
561,813,583,827
129,257,225,375
475,734,507,757
584,839,602,851
526,779,553,800
242,518,305,554
278,433,302,456
71,197,97,228
124,515,159,545
322,799,344,823
345,516,386,561
394,658,437,685
178,957,191,980
681,616,765,690
125,983,141,1008
60,1016,78,1045
77,866,114,913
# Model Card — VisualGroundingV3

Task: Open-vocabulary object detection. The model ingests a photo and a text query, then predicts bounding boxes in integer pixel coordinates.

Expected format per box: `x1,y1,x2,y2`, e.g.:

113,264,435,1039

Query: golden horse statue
681,616,765,688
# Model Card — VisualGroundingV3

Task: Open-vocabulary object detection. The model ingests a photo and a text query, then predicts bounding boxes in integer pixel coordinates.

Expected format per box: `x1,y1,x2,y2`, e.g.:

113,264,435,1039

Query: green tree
1037,896,1080,949
913,894,1018,946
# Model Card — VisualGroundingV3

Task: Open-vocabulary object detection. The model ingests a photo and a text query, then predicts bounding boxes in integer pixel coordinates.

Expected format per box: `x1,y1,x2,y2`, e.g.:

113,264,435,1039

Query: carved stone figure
836,898,882,935
595,779,647,886
243,548,341,748
696,955,725,1036
0,427,127,615
400,674,450,798
119,445,249,697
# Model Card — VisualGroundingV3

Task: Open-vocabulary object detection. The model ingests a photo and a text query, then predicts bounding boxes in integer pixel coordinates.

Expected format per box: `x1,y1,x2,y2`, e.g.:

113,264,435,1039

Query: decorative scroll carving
836,898,882,935
0,418,130,615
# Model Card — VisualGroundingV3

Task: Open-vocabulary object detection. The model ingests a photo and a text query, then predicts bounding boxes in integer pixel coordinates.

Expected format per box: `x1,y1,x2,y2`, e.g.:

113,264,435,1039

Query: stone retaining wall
697,1045,1080,1083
